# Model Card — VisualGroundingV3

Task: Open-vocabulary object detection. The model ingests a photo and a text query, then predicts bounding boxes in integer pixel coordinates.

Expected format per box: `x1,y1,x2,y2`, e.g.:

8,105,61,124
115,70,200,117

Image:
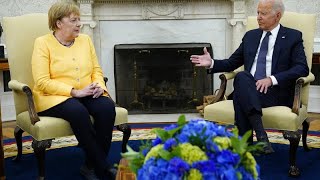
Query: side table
0,58,7,179
116,158,136,180
0,102,5,180
0,110,4,180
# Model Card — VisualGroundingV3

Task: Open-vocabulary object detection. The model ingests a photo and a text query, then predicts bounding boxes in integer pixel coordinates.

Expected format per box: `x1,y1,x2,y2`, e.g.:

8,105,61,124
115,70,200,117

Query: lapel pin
282,36,286,39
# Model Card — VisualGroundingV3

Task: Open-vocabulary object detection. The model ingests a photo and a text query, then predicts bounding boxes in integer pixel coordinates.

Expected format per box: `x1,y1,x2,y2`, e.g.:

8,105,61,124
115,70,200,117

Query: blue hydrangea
237,166,255,180
192,160,216,173
142,148,149,156
164,124,178,131
164,138,177,150
138,157,179,180
216,150,240,166
129,117,260,180
215,167,238,180
151,137,162,146
168,157,190,177
176,120,234,144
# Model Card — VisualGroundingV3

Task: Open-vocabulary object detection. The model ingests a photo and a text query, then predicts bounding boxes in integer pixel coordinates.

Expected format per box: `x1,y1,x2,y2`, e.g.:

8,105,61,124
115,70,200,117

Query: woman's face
56,13,81,39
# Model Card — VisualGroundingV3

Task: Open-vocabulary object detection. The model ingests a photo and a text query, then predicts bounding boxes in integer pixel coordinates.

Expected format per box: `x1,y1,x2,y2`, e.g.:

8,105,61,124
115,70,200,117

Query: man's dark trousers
233,71,279,142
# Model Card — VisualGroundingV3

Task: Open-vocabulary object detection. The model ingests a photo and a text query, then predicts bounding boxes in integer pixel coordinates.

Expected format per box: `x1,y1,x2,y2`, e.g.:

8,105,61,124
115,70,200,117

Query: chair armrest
292,73,314,115
8,80,40,125
297,72,315,85
103,77,119,107
223,71,241,80
213,71,239,103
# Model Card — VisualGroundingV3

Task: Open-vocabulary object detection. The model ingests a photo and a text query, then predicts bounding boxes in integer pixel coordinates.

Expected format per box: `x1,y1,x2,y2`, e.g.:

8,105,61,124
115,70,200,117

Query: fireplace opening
114,43,213,114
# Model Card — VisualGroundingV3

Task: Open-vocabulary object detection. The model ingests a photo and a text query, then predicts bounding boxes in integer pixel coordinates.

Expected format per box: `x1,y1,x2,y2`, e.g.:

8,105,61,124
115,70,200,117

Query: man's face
257,1,281,31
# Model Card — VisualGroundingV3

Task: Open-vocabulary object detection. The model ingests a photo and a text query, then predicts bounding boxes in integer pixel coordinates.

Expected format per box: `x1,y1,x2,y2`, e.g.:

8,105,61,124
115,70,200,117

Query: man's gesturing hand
190,47,212,68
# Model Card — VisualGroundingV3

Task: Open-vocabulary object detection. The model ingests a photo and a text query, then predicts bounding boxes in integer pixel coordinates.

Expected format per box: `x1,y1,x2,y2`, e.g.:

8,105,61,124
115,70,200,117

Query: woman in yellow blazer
32,2,116,180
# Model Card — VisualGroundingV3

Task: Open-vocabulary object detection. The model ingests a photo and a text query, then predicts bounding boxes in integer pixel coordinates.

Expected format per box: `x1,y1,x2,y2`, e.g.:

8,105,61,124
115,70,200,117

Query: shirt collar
263,23,280,37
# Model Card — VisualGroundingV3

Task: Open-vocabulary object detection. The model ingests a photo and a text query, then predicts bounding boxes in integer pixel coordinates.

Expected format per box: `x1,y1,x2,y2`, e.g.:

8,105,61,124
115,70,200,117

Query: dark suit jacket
210,25,309,107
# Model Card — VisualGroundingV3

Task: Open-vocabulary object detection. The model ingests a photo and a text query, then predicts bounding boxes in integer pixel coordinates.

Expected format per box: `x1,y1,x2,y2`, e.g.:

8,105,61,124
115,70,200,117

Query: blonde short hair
48,1,80,31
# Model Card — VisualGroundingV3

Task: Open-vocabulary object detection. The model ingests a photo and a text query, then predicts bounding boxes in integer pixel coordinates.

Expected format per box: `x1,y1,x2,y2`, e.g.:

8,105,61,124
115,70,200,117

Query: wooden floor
2,113,320,140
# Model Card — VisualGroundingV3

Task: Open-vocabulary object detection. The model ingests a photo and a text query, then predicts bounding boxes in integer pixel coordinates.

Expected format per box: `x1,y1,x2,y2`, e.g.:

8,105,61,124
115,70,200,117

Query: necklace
53,33,75,47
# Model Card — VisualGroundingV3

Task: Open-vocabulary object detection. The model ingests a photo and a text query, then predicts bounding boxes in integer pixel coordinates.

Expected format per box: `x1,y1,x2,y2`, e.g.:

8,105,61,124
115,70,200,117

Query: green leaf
158,149,173,160
167,125,183,137
121,145,145,174
230,130,252,155
177,115,187,126
121,145,140,161
152,128,170,140
241,130,252,145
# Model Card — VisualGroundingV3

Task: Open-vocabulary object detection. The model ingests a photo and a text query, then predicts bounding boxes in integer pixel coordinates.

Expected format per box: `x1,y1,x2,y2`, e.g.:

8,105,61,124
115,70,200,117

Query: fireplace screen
114,43,213,114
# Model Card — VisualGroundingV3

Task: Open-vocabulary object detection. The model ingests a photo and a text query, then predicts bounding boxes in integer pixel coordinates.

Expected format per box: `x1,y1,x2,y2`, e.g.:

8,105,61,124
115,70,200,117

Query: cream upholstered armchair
3,13,131,179
204,12,316,177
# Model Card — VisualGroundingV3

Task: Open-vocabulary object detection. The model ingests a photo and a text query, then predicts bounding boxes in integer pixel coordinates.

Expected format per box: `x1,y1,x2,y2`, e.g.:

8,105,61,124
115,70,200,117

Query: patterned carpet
4,128,320,159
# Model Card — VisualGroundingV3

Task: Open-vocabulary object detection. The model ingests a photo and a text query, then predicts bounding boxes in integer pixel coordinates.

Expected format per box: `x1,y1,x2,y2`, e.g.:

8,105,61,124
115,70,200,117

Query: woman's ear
56,20,61,28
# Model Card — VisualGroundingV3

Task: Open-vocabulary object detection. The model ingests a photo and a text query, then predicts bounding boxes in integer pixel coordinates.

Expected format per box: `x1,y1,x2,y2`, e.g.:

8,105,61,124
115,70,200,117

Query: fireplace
114,43,213,114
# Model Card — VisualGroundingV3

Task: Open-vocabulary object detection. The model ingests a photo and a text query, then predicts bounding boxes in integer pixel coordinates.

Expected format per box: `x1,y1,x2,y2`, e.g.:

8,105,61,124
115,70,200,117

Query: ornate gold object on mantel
188,65,200,106
129,50,149,110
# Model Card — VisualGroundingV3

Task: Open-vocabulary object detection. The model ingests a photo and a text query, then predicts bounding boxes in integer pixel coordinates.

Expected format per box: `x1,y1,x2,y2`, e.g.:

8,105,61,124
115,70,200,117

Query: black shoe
256,135,274,154
262,141,274,154
106,167,117,180
257,139,274,154
80,165,100,180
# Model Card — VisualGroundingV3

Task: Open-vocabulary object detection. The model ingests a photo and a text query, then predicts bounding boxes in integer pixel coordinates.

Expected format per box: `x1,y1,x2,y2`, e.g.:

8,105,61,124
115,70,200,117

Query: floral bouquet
122,115,262,180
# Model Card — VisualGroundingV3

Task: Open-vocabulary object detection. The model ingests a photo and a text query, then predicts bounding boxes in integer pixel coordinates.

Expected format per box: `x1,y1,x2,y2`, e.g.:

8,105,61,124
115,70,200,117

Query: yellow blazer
32,33,109,112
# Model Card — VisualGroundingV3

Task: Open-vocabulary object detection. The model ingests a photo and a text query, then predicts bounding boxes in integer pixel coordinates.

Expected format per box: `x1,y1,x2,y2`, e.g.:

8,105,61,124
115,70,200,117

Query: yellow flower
179,143,208,164
188,169,202,180
243,152,258,179
144,144,163,162
213,137,231,150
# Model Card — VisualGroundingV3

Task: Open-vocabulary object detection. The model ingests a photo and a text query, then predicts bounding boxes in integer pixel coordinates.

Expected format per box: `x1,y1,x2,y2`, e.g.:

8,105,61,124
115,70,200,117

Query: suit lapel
247,30,263,71
272,25,286,73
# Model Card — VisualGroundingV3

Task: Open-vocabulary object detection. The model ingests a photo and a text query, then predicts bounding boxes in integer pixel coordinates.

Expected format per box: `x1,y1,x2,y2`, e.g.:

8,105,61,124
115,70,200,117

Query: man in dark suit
190,0,309,154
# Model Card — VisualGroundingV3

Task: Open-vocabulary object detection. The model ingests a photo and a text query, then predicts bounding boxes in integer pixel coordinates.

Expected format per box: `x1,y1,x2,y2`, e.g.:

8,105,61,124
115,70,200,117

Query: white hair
260,0,285,17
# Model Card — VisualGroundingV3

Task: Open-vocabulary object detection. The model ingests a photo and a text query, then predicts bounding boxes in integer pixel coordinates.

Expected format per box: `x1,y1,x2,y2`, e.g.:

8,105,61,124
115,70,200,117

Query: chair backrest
246,12,316,106
3,13,50,114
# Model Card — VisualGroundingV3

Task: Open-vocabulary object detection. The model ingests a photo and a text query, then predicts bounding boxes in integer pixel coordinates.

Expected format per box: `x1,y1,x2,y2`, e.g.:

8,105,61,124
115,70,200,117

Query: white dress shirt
210,23,280,85
250,24,280,85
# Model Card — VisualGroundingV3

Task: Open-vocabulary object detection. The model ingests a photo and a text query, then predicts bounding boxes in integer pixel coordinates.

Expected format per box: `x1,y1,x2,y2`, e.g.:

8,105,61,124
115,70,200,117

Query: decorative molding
142,2,184,19
231,0,246,19
81,21,97,28
78,1,96,30
227,19,246,26
79,3,93,15
77,0,94,3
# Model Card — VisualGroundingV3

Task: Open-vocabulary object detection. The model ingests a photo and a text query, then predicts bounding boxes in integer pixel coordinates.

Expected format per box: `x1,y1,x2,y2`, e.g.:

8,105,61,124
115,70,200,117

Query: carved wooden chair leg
283,131,301,177
32,139,52,180
302,120,311,151
116,124,131,153
12,126,24,161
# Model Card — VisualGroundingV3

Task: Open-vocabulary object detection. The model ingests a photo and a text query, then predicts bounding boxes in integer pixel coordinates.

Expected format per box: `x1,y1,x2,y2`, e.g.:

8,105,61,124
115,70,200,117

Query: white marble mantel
76,0,247,101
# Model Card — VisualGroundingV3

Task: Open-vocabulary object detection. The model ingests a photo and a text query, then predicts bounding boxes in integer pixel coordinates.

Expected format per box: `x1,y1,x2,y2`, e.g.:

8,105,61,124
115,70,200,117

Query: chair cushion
16,107,128,141
204,100,307,131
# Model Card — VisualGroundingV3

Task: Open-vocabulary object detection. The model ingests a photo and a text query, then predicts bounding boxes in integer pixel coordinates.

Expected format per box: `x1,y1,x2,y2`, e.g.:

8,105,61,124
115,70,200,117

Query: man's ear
276,12,282,21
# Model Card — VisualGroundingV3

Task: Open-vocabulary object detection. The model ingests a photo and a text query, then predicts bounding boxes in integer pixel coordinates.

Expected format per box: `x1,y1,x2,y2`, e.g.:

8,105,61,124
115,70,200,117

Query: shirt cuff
270,75,278,86
206,59,214,69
